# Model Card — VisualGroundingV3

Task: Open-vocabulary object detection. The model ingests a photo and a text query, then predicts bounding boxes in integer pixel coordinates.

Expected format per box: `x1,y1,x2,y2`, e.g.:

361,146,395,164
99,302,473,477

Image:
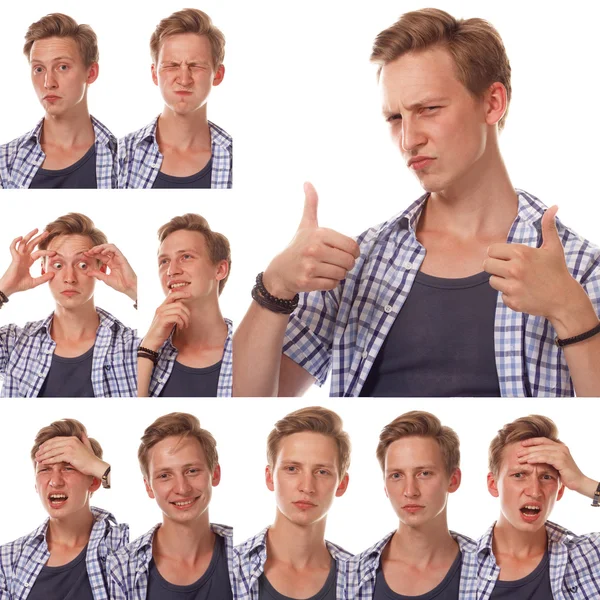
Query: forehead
157,32,213,63
379,47,468,109
147,435,208,471
30,36,82,64
159,229,207,255
47,234,94,255
498,441,559,475
274,432,339,467
385,435,446,469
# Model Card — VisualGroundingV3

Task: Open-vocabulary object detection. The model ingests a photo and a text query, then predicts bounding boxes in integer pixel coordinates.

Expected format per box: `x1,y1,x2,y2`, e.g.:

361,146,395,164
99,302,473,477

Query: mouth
43,95,61,102
520,504,542,522
293,500,317,510
175,91,193,96
168,281,190,290
48,493,68,507
170,496,199,510
61,290,80,296
402,504,425,513
408,157,435,171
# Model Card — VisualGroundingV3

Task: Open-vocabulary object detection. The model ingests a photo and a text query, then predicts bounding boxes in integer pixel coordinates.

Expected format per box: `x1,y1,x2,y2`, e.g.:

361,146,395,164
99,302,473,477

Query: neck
157,106,210,149
266,510,330,568
420,141,518,239
42,104,94,147
47,507,94,548
492,517,548,558
389,513,457,565
51,302,99,341
172,297,226,349
155,514,214,562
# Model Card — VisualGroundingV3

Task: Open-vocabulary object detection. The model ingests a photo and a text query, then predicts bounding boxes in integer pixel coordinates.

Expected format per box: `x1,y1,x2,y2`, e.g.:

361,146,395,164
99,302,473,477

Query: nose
167,261,183,278
49,470,65,487
63,265,77,284
404,476,420,498
44,71,58,90
174,474,193,495
401,116,426,153
298,472,315,495
177,66,193,87
526,477,542,499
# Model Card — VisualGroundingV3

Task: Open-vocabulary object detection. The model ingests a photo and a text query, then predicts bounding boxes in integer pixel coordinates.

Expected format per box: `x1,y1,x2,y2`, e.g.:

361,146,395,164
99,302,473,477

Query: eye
157,473,170,480
424,106,441,112
542,474,555,481
33,66,44,74
386,114,402,123
58,64,69,72
159,258,169,266
420,470,432,477
316,469,330,476
63,466,75,471
512,472,524,478
77,261,88,270
187,468,200,475
389,472,401,480
52,262,63,270
285,466,298,473
181,254,192,260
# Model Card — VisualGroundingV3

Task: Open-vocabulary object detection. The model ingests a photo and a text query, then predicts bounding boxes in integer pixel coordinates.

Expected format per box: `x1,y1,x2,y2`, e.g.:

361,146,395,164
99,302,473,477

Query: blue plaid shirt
118,117,232,189
283,190,600,397
0,307,137,397
344,530,478,600
107,522,233,600
0,116,117,189
476,521,600,599
233,527,352,599
0,507,128,600
148,317,233,397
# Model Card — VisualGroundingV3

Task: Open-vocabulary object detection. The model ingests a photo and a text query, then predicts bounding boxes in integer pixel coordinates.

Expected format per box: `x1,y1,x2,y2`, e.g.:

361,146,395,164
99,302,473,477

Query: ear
87,62,100,85
215,259,229,282
487,472,500,498
448,467,461,494
144,478,155,500
89,476,102,495
335,472,349,498
484,82,508,128
265,465,275,492
556,482,566,502
213,64,225,86
151,64,158,87
211,463,221,487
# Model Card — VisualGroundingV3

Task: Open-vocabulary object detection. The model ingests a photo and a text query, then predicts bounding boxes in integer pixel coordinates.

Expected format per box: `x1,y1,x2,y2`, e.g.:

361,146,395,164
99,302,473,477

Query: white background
0,400,597,554
0,0,598,557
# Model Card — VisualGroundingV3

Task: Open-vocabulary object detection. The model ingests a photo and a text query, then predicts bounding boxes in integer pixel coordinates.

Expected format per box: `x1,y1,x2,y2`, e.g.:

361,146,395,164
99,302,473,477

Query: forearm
232,301,290,396
137,356,154,397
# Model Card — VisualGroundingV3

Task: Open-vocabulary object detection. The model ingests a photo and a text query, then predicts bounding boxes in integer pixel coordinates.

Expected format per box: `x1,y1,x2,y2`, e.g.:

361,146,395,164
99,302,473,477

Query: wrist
263,267,296,300
141,336,162,353
125,276,137,302
0,278,16,298
549,283,598,339
575,476,599,500
93,460,110,481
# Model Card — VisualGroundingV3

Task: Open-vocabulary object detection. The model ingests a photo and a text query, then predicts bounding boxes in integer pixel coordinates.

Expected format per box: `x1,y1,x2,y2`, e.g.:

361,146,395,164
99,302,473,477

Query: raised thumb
300,182,319,228
541,205,560,249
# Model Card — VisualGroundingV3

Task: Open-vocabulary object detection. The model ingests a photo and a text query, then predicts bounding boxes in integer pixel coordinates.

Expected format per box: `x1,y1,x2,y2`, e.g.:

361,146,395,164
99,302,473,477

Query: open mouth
48,493,68,507
170,497,199,509
168,282,190,290
520,505,541,517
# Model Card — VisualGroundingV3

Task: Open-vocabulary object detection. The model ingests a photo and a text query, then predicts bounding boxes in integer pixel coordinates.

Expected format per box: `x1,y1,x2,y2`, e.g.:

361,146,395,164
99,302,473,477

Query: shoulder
119,119,158,152
96,308,136,341
547,521,600,552
91,508,129,552
208,120,232,150
325,539,353,562
108,525,157,570
234,527,268,559
0,525,45,568
90,116,117,150
348,531,394,571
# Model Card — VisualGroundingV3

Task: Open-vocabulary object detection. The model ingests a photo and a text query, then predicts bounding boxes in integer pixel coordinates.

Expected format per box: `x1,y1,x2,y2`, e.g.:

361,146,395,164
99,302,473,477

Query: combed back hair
150,8,225,68
138,412,218,480
371,8,512,130
24,13,99,67
31,419,102,463
267,406,351,478
157,213,231,294
489,415,560,475
38,213,108,250
376,411,460,475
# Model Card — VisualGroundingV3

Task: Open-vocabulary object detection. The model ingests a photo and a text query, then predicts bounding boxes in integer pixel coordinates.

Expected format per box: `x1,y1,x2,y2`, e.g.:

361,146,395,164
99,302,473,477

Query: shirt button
104,365,112,371
384,305,393,313
362,350,368,359
38,372,44,377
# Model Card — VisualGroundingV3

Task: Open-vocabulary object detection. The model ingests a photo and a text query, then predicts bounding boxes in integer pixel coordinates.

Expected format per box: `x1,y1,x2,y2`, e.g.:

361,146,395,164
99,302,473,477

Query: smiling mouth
169,282,190,290
171,497,199,508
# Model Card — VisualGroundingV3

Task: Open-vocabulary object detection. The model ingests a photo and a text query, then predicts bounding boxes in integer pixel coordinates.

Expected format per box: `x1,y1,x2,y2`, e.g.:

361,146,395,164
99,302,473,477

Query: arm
232,183,359,396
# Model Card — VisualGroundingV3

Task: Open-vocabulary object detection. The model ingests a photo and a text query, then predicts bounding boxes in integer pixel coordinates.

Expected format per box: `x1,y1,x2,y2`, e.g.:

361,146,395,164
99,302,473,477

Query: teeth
50,494,67,500
170,282,189,289
174,499,195,506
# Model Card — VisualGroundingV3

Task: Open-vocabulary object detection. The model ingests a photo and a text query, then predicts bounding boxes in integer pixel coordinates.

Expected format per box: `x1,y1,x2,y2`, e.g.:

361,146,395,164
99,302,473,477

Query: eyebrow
157,249,197,260
281,460,336,469
385,463,437,473
31,56,75,64
383,97,449,117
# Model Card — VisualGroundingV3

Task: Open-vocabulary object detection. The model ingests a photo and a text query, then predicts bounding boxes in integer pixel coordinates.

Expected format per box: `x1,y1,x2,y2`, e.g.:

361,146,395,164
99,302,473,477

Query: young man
119,8,232,189
0,212,138,397
0,13,117,189
479,415,600,598
233,406,351,599
233,8,600,397
0,418,126,600
107,412,233,599
137,214,232,397
347,411,477,599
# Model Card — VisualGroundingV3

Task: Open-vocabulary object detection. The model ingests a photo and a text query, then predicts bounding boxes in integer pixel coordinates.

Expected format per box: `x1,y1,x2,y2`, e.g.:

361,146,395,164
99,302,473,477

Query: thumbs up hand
262,182,360,300
483,206,585,321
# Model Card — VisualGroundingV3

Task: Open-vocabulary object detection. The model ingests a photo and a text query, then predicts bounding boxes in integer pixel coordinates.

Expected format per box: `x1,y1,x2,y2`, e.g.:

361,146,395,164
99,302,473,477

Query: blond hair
376,411,460,475
38,213,107,251
31,419,102,463
371,8,511,130
489,415,560,475
267,406,351,478
24,13,99,68
158,213,231,294
138,412,218,480
150,8,225,69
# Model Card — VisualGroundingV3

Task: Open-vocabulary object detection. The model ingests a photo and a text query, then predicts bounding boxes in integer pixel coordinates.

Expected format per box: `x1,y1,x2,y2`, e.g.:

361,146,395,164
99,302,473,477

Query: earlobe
335,473,350,498
448,468,462,493
89,476,101,495
487,472,500,498
265,465,275,492
485,82,507,127
87,63,100,85
212,464,221,487
151,64,158,87
213,64,225,86
216,260,229,282
557,483,566,502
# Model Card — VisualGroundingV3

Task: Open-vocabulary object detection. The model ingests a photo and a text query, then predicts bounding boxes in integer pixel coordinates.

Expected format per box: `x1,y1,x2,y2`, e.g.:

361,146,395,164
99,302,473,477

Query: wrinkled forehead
157,32,213,65
30,36,83,64
499,441,559,476
47,234,94,256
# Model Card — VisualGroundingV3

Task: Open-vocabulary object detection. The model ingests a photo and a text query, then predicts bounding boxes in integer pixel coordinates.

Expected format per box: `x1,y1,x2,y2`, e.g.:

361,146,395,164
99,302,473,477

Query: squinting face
384,436,459,528
35,460,98,519
152,33,224,115
30,36,97,117
488,442,564,533
158,229,225,301
144,436,220,525
266,432,348,527
380,46,491,194
45,235,97,309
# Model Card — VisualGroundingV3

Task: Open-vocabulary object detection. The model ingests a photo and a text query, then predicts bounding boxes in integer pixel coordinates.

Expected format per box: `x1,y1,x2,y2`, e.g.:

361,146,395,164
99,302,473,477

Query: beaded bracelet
252,272,299,315
0,290,9,309
555,322,600,347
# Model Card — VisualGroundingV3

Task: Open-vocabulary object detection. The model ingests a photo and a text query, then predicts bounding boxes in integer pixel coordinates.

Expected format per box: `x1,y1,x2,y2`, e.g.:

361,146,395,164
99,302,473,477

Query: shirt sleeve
106,554,128,600
0,324,19,379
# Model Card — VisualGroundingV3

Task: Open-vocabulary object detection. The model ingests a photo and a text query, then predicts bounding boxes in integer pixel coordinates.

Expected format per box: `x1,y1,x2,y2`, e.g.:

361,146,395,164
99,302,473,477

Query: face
44,235,98,309
488,442,565,533
35,459,99,519
144,435,220,525
380,46,504,194
29,36,98,117
266,432,349,527
384,436,460,529
158,229,227,300
152,33,224,115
